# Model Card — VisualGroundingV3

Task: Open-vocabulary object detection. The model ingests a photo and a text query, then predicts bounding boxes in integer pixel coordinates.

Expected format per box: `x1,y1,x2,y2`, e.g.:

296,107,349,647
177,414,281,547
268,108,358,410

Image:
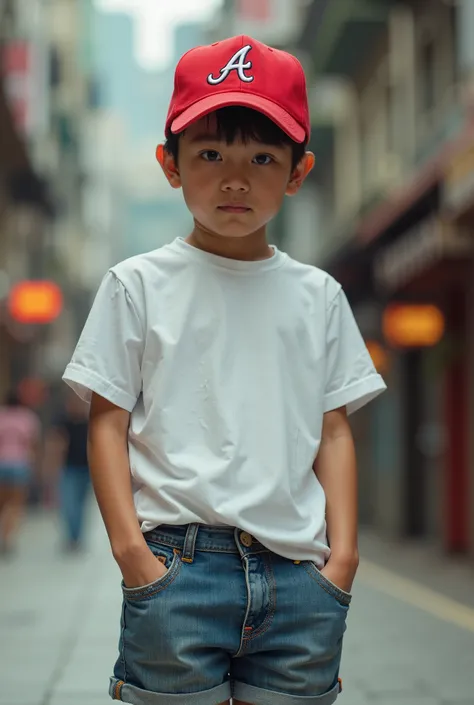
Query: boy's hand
118,545,169,589
320,555,358,594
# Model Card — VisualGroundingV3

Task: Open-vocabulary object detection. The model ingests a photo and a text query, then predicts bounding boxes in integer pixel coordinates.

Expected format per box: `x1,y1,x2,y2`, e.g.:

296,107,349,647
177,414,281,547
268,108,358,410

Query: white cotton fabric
63,238,386,564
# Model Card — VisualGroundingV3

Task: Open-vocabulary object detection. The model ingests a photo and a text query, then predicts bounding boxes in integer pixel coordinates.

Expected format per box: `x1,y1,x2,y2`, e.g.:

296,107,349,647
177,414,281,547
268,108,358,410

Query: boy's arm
88,392,166,588
313,405,359,592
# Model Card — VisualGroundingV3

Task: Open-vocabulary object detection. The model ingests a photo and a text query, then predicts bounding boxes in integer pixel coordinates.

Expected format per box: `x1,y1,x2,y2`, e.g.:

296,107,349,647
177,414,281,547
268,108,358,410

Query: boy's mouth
218,204,252,214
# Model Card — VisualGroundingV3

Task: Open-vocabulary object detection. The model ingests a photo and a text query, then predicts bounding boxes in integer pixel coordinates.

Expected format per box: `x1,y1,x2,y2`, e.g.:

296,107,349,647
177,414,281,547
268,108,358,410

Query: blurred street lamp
365,340,389,374
8,280,63,325
382,303,445,349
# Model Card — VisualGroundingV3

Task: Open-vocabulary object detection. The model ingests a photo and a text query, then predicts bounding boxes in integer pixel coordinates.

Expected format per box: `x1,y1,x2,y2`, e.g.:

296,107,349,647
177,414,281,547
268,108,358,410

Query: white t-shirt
63,237,386,565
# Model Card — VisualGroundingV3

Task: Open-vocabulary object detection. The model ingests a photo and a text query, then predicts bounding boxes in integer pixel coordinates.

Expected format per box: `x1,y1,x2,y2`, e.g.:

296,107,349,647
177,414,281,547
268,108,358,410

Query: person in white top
64,35,386,705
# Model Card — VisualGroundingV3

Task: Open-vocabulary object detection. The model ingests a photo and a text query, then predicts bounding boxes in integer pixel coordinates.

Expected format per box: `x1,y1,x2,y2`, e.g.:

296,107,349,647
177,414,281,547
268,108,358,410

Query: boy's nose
221,177,250,193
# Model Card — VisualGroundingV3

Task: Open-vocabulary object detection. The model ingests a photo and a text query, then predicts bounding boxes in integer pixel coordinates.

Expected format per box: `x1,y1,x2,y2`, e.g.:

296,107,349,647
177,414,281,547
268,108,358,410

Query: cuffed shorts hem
232,679,342,705
109,678,231,705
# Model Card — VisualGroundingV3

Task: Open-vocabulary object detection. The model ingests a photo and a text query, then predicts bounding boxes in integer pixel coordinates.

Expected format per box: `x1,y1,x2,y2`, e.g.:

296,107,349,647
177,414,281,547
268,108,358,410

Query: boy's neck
186,224,274,262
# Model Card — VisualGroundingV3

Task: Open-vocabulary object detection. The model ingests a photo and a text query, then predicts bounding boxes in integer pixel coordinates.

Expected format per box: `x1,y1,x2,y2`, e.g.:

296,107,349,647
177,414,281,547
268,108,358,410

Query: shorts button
240,531,253,547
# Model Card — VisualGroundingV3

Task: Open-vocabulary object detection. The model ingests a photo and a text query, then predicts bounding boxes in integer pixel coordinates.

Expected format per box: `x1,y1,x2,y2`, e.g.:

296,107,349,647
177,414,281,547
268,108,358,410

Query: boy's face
159,114,313,239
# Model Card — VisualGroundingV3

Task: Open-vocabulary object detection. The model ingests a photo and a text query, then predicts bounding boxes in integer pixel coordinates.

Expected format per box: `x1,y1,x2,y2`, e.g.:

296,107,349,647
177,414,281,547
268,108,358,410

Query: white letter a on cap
207,44,254,85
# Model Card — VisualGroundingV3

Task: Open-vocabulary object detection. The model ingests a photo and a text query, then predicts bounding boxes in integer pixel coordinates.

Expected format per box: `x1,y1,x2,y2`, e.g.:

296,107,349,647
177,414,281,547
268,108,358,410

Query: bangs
164,106,307,169
204,106,294,146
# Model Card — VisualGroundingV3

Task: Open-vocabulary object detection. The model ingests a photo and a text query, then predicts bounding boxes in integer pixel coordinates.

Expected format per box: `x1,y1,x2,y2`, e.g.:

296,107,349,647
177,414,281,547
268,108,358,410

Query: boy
63,36,386,705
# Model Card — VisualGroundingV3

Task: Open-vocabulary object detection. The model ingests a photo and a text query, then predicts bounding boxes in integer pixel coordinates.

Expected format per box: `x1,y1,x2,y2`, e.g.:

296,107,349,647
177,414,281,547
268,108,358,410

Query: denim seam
243,553,277,644
146,531,268,555
310,562,352,605
232,678,341,705
182,523,199,562
303,563,351,606
147,537,240,554
234,554,277,655
234,552,253,657
120,602,128,684
111,679,231,705
147,538,268,556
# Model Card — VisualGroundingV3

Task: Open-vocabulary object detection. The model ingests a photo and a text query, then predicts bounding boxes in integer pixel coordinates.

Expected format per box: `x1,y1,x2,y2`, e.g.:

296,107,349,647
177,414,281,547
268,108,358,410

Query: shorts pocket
121,541,181,602
305,562,352,607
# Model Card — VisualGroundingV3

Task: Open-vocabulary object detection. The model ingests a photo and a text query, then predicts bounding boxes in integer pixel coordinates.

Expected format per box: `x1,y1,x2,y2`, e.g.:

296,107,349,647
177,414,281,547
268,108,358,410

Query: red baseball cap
165,35,310,144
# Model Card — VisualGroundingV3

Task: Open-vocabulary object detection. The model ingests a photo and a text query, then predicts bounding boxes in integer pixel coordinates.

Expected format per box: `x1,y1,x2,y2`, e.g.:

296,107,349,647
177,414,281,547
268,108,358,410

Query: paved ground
1,506,474,705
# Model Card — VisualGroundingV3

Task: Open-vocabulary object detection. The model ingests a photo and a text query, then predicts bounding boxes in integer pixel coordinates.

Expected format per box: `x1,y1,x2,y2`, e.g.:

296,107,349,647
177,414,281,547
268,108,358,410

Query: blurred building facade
39,0,103,384
291,0,474,559
1,0,58,396
0,1,213,401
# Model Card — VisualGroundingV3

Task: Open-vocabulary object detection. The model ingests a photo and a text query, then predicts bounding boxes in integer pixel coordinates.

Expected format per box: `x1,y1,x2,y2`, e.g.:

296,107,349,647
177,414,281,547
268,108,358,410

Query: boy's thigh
110,533,350,704
230,557,350,703
111,537,243,702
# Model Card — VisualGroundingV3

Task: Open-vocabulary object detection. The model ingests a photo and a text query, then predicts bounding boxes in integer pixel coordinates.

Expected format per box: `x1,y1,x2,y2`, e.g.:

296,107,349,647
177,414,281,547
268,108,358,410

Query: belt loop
182,523,199,563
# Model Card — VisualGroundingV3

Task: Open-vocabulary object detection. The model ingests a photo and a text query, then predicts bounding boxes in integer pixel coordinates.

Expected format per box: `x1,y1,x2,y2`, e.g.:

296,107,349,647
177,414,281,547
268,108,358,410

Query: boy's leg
59,468,80,545
0,483,28,551
230,545,349,705
74,467,91,545
110,524,243,705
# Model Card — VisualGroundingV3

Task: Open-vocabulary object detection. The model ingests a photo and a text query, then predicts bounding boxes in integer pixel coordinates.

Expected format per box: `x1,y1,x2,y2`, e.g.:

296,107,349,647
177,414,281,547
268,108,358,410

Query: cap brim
171,92,306,143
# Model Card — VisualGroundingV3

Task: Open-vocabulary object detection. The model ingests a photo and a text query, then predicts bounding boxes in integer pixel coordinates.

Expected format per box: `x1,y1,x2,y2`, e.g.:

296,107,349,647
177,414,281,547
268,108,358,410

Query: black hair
164,106,306,171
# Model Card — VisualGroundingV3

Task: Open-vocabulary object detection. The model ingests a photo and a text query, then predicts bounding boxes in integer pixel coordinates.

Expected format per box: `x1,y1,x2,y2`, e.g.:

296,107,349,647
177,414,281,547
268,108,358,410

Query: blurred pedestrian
46,393,90,553
0,390,41,556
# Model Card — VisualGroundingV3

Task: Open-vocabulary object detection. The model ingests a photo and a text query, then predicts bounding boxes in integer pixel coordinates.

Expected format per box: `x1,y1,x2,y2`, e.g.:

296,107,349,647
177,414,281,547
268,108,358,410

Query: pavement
1,505,474,705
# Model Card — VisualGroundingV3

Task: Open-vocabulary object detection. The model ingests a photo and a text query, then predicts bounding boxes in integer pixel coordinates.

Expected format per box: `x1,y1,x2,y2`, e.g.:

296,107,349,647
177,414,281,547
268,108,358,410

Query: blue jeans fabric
59,465,91,543
110,523,350,705
0,463,30,486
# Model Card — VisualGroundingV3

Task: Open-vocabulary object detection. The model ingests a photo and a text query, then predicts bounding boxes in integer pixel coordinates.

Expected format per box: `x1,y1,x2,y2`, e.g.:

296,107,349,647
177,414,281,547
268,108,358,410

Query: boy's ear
286,151,315,196
156,144,181,189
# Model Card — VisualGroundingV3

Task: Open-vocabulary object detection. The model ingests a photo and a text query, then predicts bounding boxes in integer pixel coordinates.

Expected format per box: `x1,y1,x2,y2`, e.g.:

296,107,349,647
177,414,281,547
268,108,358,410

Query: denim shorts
0,463,30,486
109,523,351,705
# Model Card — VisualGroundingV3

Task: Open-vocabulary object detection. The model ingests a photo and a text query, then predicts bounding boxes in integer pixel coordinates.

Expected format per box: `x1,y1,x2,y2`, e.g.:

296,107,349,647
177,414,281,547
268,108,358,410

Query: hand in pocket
320,558,356,594
120,547,169,589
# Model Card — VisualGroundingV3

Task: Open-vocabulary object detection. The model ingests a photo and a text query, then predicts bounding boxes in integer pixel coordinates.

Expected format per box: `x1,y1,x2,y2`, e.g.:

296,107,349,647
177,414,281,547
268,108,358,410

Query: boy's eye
200,150,222,162
253,154,273,165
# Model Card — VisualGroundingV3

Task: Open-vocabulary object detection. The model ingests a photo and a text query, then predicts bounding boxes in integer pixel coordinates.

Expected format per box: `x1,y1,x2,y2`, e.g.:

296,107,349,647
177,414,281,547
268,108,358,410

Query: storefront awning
357,118,474,245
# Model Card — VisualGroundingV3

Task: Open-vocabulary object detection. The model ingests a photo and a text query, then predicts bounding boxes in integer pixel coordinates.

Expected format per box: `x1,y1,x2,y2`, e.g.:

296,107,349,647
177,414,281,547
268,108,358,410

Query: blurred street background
1,0,474,704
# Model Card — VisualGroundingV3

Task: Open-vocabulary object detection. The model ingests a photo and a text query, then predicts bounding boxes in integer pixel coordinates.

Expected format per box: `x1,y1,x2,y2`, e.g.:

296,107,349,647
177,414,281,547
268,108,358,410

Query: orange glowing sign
8,280,63,324
365,340,389,373
383,304,445,348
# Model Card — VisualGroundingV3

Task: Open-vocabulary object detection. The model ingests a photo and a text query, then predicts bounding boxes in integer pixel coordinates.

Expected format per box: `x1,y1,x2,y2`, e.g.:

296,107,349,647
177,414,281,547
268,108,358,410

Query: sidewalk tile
2,510,474,705
371,698,441,705
49,698,110,705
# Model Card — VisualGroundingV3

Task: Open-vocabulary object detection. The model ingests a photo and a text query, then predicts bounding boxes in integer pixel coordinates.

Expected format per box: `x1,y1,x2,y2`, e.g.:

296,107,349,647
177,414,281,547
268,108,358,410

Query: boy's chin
192,213,271,239
199,223,263,239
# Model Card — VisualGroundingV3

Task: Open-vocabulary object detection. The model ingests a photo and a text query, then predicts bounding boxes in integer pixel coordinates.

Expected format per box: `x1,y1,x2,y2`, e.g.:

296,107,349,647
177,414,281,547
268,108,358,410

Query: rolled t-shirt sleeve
324,287,386,415
63,271,144,412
